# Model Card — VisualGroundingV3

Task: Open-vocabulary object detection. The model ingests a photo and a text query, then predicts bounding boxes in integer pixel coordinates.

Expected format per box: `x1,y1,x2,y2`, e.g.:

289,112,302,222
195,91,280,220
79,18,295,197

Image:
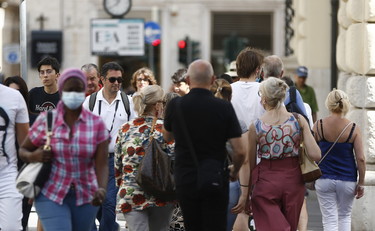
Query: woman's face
9,83,20,90
136,74,150,92
61,77,86,110
63,78,85,92
173,81,189,96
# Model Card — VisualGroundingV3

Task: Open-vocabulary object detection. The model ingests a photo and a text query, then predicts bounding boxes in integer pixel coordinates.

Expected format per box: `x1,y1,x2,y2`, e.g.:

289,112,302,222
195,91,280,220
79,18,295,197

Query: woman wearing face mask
19,69,110,231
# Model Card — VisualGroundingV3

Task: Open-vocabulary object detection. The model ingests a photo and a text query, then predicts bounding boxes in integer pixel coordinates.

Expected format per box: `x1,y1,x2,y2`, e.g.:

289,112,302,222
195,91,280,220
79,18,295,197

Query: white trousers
0,196,23,231
315,178,356,231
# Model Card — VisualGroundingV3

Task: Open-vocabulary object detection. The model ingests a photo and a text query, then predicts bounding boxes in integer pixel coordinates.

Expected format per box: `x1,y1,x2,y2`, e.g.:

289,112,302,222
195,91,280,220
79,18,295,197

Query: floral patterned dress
114,116,174,214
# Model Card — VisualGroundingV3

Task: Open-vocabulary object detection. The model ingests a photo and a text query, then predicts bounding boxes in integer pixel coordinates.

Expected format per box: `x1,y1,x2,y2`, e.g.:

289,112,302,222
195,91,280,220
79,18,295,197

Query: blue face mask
61,91,85,110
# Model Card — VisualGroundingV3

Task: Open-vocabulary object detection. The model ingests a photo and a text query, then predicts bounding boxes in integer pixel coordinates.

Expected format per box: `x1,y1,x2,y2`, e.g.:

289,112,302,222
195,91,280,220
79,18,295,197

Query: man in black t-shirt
28,56,60,125
163,60,245,231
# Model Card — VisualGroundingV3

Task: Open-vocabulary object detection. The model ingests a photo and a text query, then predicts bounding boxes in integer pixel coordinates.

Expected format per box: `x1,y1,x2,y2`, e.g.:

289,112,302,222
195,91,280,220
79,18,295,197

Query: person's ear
210,75,216,85
280,70,284,78
186,76,191,86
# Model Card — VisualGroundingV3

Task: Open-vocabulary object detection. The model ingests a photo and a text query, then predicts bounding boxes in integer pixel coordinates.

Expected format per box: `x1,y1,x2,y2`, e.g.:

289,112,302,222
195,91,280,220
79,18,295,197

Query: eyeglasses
108,77,123,83
137,77,149,82
39,69,55,76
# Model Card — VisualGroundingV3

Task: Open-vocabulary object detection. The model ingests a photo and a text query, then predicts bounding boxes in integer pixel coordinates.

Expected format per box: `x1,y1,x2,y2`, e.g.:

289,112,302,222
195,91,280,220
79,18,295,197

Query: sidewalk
27,191,323,231
306,190,323,231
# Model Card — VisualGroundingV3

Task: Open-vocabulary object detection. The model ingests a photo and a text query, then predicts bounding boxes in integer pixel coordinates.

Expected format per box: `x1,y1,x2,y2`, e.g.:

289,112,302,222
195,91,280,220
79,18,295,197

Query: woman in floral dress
115,85,175,231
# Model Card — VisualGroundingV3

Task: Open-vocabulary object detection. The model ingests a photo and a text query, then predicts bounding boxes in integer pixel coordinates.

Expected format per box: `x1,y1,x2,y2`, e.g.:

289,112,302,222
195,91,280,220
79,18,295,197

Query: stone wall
337,0,375,230
291,0,332,118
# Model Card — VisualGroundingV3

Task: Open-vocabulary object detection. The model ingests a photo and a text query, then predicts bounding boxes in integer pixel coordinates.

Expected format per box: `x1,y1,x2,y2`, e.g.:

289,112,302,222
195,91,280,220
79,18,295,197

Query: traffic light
191,41,200,61
178,39,188,65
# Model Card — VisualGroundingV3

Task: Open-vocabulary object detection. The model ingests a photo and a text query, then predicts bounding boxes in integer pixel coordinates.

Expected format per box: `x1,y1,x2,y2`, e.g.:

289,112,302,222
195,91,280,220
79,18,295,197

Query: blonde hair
131,67,157,91
133,85,164,115
210,79,232,101
259,77,288,109
325,89,350,115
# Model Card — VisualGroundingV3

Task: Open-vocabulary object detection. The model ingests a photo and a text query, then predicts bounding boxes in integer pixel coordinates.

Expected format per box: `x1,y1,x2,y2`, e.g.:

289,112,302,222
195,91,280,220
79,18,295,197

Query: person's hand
29,146,52,163
92,188,107,206
231,193,247,214
228,165,239,182
355,184,364,199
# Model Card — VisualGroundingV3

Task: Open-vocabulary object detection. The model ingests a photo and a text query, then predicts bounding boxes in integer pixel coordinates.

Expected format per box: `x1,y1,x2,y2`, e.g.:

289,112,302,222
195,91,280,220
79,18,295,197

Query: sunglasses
137,77,149,82
108,77,123,83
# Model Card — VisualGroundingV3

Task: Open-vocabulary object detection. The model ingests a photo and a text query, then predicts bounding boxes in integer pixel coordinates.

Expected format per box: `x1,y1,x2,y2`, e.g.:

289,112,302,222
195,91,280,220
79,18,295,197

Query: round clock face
104,0,131,18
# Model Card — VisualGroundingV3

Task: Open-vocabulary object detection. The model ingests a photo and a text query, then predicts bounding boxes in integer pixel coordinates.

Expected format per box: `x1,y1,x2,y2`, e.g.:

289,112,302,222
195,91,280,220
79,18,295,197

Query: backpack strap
0,107,10,160
120,91,131,121
289,86,297,103
88,92,98,112
90,91,131,121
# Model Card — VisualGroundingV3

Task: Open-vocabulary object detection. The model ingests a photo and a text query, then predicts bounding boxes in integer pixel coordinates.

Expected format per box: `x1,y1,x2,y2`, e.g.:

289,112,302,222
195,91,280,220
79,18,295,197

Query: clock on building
103,0,132,18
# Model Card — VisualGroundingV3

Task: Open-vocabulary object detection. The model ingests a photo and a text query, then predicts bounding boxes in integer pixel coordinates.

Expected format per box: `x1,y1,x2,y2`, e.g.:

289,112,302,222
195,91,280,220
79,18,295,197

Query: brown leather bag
135,117,176,201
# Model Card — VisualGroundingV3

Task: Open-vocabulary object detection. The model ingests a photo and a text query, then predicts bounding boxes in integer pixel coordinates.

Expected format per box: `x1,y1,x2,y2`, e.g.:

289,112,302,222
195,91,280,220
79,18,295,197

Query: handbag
16,111,53,198
305,121,353,190
136,117,176,201
176,98,227,195
294,113,322,183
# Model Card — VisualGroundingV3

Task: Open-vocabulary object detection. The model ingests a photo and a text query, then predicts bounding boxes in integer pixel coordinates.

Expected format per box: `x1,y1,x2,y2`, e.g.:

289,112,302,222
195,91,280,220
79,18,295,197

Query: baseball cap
225,61,237,78
296,66,308,77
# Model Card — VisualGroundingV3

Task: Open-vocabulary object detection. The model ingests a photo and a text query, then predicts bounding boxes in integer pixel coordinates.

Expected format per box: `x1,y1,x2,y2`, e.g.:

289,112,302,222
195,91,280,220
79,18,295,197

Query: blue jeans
35,190,98,231
92,154,119,231
227,180,241,231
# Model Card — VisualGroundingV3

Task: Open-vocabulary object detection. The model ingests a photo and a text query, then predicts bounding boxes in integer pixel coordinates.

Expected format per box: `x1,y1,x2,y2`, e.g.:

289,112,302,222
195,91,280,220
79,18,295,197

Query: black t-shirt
164,88,242,186
28,87,60,125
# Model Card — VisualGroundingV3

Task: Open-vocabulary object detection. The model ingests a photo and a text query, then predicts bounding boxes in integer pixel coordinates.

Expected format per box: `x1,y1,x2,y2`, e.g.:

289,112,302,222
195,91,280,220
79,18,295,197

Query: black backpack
285,87,310,126
88,91,131,121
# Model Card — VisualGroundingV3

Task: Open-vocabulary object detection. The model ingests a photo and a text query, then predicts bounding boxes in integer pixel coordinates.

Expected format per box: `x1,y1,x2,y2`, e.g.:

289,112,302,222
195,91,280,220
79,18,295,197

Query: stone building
0,0,374,229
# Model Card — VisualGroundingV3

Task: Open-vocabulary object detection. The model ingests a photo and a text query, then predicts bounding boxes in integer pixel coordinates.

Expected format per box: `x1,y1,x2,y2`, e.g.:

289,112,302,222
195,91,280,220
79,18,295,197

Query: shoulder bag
176,98,227,195
294,113,322,183
16,111,53,198
305,121,353,190
136,117,176,201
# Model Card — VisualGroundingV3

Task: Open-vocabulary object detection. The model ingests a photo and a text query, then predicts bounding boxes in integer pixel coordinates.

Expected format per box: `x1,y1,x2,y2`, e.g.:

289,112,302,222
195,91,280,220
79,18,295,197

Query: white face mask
61,91,85,110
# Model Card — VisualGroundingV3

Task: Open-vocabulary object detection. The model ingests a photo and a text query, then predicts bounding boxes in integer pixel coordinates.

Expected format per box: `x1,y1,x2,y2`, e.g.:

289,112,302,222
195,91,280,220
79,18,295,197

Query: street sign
144,21,161,44
91,18,144,56
3,44,20,64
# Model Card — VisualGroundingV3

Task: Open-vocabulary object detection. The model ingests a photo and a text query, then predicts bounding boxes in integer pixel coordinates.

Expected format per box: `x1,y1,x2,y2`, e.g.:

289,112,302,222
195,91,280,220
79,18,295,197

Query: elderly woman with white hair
313,89,365,231
114,85,175,231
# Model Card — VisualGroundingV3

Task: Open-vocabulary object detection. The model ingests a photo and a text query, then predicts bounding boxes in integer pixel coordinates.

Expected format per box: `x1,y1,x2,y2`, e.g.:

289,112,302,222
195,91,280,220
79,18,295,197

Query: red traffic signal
178,40,186,49
152,39,161,46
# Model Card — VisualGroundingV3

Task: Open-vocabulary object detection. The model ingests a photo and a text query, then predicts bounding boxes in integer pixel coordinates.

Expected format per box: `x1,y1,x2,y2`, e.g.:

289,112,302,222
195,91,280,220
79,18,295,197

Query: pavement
27,190,323,231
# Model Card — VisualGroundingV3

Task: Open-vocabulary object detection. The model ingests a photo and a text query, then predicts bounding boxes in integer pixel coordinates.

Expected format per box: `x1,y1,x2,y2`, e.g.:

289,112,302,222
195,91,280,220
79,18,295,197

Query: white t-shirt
0,84,29,197
304,103,314,128
231,81,265,128
82,89,136,153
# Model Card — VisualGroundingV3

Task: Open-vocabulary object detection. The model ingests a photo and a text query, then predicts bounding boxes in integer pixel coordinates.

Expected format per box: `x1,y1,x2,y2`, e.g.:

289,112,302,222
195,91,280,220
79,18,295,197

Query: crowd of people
0,48,366,231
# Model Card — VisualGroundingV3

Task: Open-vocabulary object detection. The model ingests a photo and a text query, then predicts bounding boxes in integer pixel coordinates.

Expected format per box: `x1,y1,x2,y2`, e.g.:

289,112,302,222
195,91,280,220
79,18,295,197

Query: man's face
295,75,307,87
173,81,189,96
102,70,123,94
84,69,100,95
39,65,59,87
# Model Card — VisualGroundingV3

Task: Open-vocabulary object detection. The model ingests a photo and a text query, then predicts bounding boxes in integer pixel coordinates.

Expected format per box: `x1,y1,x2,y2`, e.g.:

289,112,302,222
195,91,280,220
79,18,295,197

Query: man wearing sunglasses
83,61,135,231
